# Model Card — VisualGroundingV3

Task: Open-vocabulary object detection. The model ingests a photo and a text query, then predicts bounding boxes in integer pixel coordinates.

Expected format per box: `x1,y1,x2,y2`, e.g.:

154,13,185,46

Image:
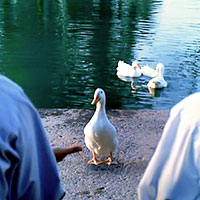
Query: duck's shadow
86,161,122,173
85,158,147,175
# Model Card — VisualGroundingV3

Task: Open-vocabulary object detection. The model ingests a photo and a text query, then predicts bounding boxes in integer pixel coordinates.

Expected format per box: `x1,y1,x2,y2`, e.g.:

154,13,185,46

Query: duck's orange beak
91,95,100,105
137,63,141,69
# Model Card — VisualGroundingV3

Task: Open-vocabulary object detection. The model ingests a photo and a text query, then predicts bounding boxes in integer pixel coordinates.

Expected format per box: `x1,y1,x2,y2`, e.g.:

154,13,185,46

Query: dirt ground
39,109,169,200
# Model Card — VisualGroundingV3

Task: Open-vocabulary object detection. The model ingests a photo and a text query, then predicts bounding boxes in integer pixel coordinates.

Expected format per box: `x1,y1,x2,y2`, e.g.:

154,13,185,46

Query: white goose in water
140,64,158,78
147,63,167,96
116,60,142,77
84,88,118,166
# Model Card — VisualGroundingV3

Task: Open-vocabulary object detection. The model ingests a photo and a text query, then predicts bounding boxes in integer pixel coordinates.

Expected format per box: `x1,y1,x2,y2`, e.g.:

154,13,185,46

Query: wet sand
39,109,169,200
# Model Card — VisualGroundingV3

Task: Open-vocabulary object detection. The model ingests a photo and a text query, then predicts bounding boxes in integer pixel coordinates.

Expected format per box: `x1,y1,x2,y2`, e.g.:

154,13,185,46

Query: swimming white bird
116,60,142,77
147,63,167,89
147,63,167,96
140,64,157,78
84,88,118,166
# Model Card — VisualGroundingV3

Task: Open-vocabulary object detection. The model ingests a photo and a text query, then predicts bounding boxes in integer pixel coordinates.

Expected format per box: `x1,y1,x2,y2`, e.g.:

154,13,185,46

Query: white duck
84,88,118,166
116,60,142,77
147,63,167,96
140,64,158,78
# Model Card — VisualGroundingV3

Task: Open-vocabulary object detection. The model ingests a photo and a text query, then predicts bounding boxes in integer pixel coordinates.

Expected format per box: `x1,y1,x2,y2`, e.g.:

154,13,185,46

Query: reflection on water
0,0,200,109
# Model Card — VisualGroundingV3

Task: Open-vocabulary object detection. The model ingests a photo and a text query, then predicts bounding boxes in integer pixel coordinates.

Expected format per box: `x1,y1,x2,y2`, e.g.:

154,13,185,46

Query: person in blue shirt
138,92,200,200
0,74,81,199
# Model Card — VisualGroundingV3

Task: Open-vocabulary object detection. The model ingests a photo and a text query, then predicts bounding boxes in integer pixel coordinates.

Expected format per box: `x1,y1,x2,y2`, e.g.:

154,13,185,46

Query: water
0,0,200,109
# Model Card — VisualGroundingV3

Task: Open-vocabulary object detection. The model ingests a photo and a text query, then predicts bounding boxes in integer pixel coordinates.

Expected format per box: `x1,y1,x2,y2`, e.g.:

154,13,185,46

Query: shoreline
39,109,169,200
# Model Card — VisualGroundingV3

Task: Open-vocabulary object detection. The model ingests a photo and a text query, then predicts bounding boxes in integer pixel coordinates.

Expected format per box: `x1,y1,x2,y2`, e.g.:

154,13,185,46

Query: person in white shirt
138,92,200,200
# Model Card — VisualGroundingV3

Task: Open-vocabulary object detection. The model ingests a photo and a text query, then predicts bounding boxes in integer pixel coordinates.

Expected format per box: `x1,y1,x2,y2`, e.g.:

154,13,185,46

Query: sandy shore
39,109,169,200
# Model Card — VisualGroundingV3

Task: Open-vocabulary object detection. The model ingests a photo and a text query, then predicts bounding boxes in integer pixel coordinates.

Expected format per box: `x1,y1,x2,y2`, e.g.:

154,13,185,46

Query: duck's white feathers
84,88,118,156
147,63,167,89
141,65,157,78
116,60,142,77
84,111,117,155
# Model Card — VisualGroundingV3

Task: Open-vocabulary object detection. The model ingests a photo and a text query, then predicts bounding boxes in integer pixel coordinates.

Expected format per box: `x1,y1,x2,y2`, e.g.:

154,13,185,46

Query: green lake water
0,0,200,109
